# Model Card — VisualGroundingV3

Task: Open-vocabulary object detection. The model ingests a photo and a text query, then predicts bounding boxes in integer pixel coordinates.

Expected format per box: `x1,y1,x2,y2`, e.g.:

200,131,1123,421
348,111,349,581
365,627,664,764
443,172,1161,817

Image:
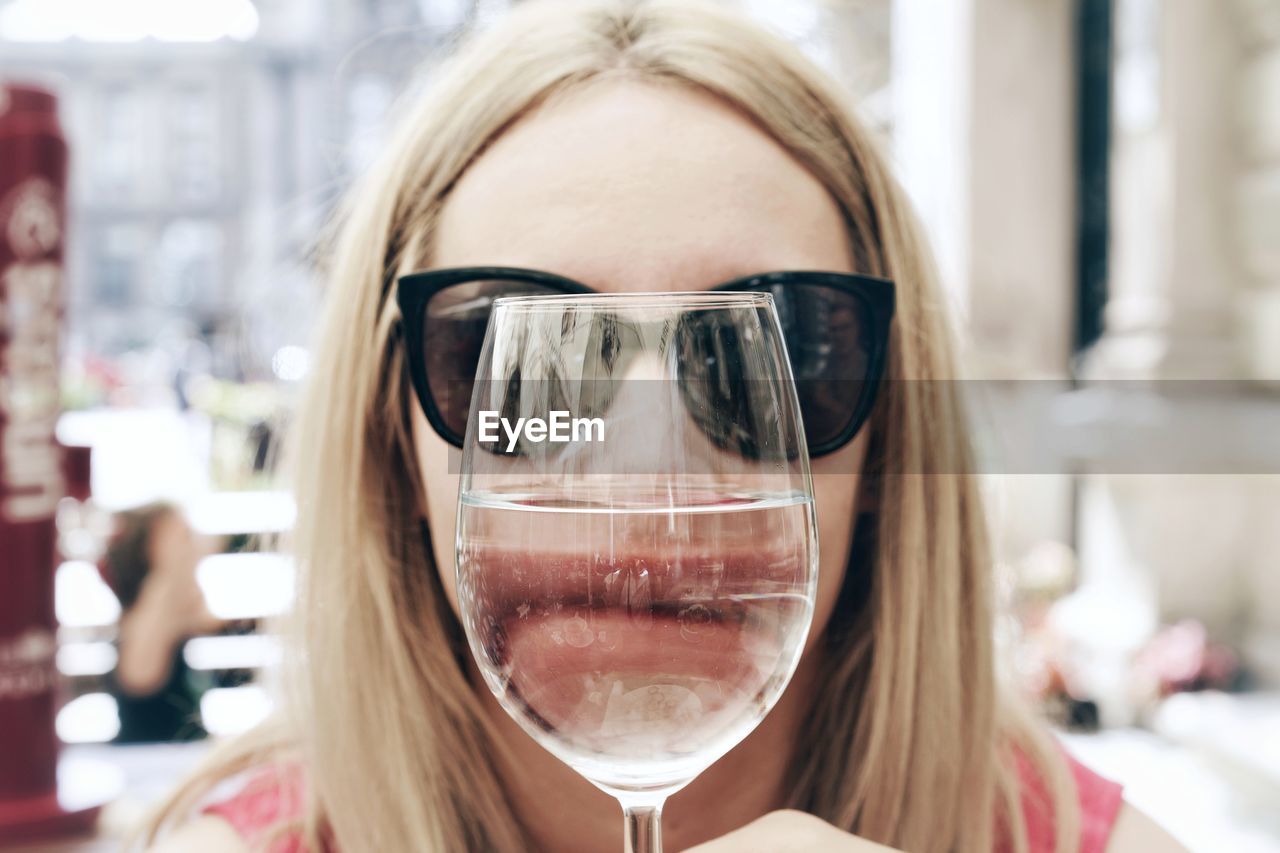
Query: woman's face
412,79,867,656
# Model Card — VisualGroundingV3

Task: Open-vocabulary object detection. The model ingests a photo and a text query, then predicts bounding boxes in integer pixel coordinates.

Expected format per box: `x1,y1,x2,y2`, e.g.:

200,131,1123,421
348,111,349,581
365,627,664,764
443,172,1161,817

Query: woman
102,503,221,743
145,1,1183,850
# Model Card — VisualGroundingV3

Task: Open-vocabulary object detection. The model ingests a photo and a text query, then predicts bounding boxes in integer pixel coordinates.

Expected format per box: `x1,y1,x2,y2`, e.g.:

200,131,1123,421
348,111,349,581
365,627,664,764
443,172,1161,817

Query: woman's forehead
433,78,853,291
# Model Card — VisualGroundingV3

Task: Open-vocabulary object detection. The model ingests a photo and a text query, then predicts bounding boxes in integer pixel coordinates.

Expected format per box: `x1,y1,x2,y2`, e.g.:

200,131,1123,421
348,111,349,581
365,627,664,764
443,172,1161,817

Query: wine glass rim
491,290,775,310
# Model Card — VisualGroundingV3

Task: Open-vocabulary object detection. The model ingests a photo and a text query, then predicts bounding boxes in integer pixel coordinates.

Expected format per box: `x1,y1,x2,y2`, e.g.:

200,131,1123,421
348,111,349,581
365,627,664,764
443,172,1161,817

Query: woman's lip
501,609,775,733
507,609,752,672
459,547,807,624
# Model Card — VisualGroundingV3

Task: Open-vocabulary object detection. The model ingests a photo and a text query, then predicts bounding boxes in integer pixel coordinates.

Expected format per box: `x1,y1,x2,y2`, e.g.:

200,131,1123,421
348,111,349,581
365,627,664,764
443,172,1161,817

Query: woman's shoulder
148,815,252,853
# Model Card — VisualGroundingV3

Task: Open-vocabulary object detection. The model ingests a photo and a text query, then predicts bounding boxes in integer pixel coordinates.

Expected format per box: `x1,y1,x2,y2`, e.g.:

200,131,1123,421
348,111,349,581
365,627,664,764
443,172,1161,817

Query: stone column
1235,0,1280,381
893,0,1076,376
1233,0,1280,687
1089,0,1243,378
892,0,1078,559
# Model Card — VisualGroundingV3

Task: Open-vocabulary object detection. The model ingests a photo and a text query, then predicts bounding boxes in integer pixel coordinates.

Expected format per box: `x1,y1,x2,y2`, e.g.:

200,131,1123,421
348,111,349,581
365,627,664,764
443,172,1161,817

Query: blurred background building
1,0,1277,850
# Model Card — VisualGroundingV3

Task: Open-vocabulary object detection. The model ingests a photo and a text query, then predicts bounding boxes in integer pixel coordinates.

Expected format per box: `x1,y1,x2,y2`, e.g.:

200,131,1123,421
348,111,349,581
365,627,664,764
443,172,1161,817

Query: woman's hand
682,810,902,853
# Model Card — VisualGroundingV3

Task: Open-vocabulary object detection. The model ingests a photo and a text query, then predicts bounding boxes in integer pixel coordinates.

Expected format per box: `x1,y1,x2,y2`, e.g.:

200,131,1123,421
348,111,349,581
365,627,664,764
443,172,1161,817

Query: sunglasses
395,267,894,458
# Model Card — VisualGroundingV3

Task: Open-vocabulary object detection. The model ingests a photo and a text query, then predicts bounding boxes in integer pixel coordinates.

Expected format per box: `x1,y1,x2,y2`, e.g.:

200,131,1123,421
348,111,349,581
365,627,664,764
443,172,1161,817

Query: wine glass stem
622,801,664,853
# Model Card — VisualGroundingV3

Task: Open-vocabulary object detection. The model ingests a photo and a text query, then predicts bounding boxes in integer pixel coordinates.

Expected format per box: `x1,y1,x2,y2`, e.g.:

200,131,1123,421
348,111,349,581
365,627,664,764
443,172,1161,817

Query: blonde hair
144,1,1079,850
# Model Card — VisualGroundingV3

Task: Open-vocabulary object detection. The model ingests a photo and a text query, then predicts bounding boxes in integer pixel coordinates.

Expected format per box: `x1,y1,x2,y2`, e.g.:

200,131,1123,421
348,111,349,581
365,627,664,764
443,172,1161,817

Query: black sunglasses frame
395,266,895,457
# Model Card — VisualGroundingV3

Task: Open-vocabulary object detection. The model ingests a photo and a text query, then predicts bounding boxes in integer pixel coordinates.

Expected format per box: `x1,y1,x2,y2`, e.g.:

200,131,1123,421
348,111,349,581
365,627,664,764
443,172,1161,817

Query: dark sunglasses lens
421,279,564,440
766,283,875,452
677,308,801,461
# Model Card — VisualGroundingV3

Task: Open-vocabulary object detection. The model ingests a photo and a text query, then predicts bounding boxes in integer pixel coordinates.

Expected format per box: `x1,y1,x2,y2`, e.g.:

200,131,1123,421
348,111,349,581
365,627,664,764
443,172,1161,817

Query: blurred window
96,83,145,201
156,220,223,308
95,225,148,307
167,84,221,204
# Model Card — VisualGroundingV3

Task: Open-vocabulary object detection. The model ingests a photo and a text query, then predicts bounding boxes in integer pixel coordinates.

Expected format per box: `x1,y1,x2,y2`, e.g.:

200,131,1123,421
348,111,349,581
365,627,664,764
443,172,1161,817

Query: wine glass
455,292,818,853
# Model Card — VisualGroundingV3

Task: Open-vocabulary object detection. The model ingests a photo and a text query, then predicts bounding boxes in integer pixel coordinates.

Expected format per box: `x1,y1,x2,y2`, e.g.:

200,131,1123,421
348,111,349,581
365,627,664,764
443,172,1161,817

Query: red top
205,764,309,853
1001,748,1125,853
204,751,1123,852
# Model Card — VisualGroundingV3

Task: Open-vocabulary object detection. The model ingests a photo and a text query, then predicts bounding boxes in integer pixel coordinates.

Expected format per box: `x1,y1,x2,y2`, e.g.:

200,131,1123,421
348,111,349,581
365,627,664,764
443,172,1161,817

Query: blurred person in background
137,1,1185,851
101,503,223,744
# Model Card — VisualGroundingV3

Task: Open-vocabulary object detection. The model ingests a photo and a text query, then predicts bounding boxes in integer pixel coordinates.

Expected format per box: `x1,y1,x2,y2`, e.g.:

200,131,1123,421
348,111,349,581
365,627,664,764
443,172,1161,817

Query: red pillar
0,81,78,844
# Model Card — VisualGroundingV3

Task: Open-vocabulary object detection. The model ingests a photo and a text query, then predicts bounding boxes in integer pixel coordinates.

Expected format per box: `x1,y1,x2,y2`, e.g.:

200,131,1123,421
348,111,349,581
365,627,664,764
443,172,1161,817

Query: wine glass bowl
455,291,818,849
